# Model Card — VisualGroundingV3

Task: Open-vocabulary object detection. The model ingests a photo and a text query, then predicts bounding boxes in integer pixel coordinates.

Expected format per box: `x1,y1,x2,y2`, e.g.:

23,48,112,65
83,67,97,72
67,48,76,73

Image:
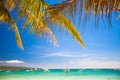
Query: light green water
0,69,120,80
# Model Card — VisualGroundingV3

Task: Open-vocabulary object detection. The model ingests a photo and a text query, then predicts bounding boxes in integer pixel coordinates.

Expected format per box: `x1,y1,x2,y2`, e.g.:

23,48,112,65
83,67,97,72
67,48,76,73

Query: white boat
43,68,49,72
34,68,38,71
30,69,33,71
6,70,10,73
64,68,69,72
26,70,30,72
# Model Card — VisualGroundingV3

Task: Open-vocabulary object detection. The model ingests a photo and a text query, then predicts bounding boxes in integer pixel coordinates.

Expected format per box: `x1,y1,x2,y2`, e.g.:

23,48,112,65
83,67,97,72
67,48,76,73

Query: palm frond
0,0,23,50
10,20,24,50
1,0,119,49
6,0,15,11
51,0,120,28
16,0,58,46
15,0,85,47
44,2,85,48
25,10,58,46
49,13,85,47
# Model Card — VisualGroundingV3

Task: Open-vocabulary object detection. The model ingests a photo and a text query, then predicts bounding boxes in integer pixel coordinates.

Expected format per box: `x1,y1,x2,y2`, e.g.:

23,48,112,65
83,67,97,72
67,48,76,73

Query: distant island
0,66,40,70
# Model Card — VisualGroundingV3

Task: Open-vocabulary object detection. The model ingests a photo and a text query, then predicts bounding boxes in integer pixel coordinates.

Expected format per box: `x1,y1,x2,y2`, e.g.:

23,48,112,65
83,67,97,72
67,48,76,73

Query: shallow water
0,69,120,80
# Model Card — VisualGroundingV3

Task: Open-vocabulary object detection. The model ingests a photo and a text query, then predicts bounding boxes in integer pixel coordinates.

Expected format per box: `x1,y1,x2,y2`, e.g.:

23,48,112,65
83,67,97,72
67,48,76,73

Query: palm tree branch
0,1,23,50
44,2,85,48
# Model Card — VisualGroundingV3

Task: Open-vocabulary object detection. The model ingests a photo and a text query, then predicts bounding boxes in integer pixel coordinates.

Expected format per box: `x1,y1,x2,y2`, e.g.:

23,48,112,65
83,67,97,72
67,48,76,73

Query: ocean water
0,69,120,80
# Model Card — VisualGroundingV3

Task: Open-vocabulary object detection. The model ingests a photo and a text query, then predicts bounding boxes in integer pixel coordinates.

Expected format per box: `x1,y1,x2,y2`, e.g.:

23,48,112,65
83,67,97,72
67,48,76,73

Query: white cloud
0,60,24,64
40,52,77,58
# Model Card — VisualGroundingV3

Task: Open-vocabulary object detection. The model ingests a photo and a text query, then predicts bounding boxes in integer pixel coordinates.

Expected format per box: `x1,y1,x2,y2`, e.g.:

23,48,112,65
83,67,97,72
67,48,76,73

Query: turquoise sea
0,69,120,80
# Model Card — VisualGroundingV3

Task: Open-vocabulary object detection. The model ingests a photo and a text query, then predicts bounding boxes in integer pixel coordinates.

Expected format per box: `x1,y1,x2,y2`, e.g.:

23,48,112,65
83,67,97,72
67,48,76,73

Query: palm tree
0,0,120,50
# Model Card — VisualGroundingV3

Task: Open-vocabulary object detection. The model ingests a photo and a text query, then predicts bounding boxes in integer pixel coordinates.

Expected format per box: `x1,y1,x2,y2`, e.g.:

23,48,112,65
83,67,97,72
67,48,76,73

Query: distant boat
34,68,38,71
64,68,69,72
26,70,30,72
6,70,10,73
43,68,49,72
30,69,33,71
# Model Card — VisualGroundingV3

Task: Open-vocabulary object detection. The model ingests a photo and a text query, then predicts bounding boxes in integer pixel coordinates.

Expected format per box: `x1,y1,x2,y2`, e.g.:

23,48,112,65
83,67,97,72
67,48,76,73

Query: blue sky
0,0,120,68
